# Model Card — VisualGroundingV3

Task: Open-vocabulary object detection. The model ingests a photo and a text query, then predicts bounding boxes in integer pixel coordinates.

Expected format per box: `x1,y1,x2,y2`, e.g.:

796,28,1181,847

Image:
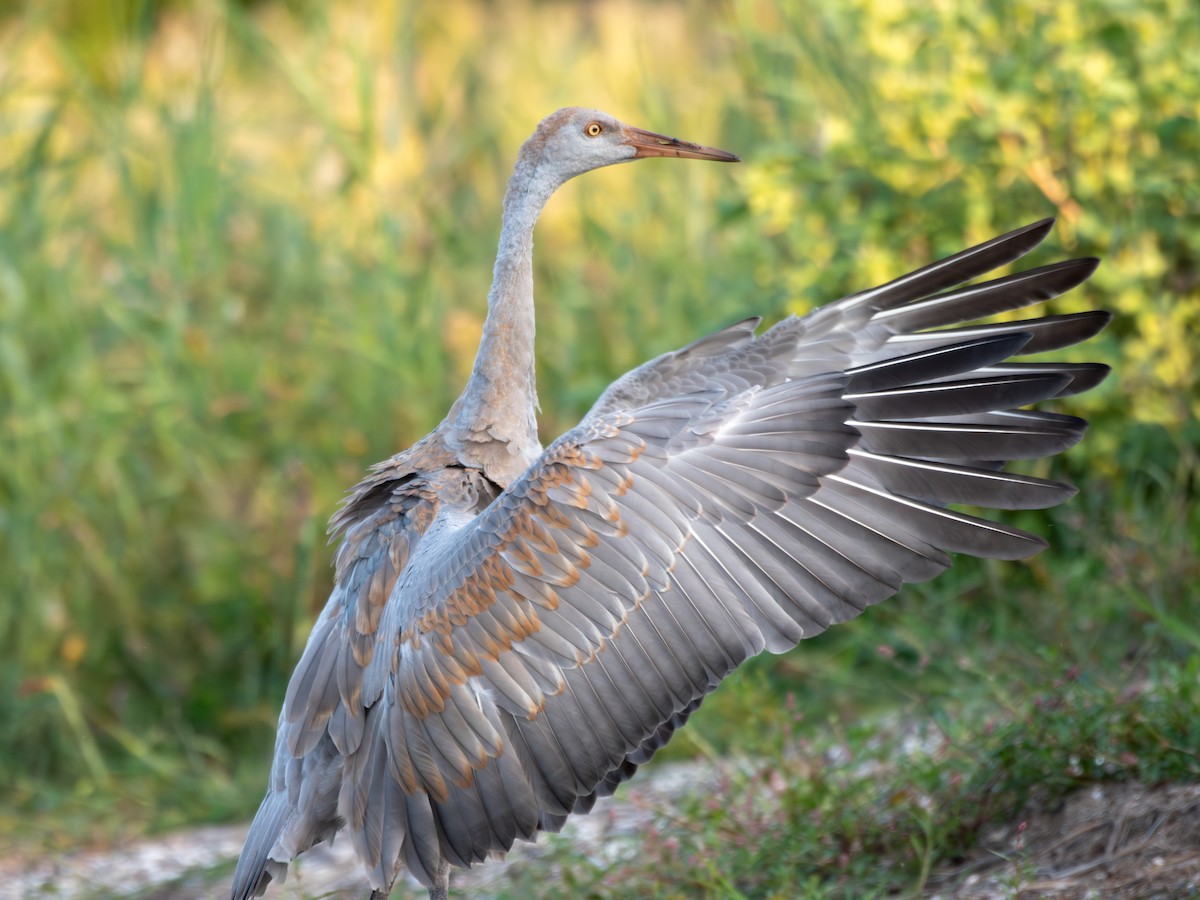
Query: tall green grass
0,0,1197,851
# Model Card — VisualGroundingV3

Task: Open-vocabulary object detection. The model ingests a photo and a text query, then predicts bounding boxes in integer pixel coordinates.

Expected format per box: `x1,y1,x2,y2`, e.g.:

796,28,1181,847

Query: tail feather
231,792,289,900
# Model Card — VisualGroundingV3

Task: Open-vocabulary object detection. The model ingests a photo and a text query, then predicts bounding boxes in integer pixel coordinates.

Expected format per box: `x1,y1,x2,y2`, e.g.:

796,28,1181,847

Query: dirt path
3,764,714,899
7,769,1200,898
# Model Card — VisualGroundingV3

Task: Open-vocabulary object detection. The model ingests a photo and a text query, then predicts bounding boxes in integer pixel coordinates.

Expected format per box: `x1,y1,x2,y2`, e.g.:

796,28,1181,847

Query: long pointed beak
623,126,740,162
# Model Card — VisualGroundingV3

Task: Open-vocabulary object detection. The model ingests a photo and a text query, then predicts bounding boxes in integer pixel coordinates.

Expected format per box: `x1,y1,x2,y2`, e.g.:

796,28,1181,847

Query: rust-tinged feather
613,515,629,539
522,515,560,556
359,558,392,634
506,538,545,577
554,566,581,589
540,502,571,528
351,631,374,668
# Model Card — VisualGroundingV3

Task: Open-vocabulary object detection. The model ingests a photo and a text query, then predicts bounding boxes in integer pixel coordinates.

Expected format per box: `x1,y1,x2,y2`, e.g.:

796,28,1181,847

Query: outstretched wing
339,220,1109,887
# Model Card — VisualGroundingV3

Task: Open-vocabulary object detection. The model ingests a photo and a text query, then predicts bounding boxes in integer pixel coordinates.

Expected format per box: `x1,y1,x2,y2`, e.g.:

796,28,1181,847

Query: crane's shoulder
329,433,461,537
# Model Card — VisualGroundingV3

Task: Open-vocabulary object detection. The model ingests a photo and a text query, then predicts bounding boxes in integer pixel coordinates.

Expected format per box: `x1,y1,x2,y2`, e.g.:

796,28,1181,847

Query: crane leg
428,858,450,900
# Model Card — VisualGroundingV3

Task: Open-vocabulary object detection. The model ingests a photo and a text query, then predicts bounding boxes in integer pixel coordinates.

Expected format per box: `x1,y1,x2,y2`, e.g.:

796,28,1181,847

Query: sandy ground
6,767,1200,899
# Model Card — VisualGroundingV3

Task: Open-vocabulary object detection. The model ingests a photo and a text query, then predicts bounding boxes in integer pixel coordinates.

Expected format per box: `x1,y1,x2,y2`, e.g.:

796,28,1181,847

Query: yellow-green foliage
732,0,1199,436
0,0,1195,834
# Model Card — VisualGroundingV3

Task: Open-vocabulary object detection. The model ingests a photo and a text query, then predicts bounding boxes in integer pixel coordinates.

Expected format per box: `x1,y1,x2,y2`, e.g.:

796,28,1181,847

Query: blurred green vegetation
1,0,1197,874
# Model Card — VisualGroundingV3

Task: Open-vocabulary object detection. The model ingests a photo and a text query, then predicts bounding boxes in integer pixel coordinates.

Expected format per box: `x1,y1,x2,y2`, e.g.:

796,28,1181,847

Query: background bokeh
1,0,1197,865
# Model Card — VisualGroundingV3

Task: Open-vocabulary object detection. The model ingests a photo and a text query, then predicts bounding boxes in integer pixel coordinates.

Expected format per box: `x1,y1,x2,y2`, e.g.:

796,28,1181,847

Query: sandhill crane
231,107,1109,900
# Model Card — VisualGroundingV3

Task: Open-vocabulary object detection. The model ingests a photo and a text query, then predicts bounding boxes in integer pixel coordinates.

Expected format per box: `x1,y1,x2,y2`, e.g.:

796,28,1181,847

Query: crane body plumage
232,107,1109,899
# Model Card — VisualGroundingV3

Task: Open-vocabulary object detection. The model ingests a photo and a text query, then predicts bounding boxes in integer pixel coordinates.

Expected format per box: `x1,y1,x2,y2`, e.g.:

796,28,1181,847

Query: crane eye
584,122,603,137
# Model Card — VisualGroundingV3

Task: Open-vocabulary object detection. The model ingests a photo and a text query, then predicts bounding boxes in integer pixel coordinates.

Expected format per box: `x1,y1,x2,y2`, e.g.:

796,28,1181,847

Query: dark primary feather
231,220,1109,898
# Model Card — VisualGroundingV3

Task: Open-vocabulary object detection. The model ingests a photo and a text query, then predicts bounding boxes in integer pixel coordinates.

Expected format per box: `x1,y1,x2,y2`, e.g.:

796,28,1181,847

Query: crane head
525,107,739,185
